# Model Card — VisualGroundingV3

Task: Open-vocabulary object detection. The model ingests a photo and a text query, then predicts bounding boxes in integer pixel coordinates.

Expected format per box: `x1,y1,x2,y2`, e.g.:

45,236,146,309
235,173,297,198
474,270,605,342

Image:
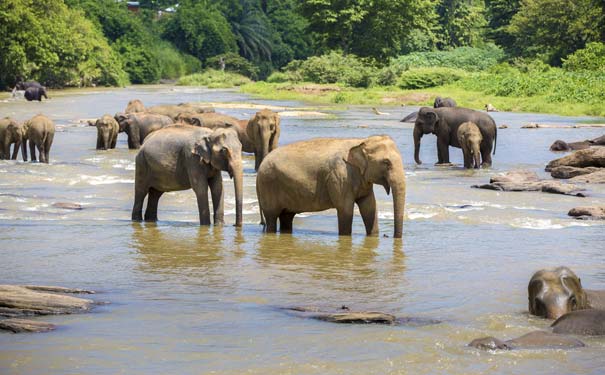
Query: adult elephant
25,114,55,163
94,115,119,150
146,104,214,120
114,113,173,149
15,81,43,90
24,87,48,102
433,96,456,108
0,117,27,160
132,126,243,227
413,107,497,166
125,99,145,114
256,135,405,237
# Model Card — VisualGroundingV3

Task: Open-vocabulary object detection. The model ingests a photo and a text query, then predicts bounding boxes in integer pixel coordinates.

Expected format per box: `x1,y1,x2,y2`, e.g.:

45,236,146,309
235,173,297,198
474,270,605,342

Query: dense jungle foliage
1,0,604,97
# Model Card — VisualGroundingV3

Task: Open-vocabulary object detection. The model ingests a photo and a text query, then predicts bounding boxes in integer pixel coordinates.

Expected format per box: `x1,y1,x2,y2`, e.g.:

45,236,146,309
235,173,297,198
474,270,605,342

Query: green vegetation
177,70,251,88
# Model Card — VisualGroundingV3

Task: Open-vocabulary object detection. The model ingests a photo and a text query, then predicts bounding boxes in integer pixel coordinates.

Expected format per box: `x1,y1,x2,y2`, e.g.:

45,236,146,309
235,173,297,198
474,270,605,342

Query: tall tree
484,0,520,51
436,0,487,49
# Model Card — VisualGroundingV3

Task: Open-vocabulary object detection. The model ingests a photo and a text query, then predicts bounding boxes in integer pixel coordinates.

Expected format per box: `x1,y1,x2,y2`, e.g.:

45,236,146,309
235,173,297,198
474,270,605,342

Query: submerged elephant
24,87,48,102
256,135,405,237
434,96,456,108
125,99,145,114
93,115,119,150
114,113,173,149
457,122,483,169
132,126,243,226
0,117,27,160
25,114,55,163
414,107,497,166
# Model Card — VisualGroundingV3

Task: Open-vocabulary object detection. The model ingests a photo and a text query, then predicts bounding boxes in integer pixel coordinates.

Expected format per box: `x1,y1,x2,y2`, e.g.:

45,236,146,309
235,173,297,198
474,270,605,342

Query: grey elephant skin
94,115,119,150
414,107,497,166
125,99,145,114
15,81,43,91
132,125,243,226
24,87,48,102
0,117,27,160
256,135,405,237
433,96,456,108
457,122,482,169
146,103,214,120
25,114,55,163
115,113,173,149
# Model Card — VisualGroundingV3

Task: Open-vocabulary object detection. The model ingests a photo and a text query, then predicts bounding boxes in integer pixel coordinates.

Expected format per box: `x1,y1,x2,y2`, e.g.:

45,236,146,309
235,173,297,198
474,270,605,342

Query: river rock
499,124,508,129
52,202,83,210
546,148,605,171
568,206,605,220
569,169,605,184
472,170,586,197
550,166,602,179
469,331,585,350
0,318,56,333
282,306,440,326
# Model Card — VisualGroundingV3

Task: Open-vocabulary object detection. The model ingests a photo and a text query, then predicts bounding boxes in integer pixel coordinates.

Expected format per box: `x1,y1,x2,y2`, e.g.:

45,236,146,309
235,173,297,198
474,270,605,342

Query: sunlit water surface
1,86,604,374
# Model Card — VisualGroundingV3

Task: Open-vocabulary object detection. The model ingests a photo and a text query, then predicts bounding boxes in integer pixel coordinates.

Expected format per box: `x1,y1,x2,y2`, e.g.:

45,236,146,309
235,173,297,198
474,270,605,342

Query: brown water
1,86,604,375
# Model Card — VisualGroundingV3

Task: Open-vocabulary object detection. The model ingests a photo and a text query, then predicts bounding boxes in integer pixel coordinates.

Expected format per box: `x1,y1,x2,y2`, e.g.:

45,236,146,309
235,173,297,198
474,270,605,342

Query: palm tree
230,1,273,61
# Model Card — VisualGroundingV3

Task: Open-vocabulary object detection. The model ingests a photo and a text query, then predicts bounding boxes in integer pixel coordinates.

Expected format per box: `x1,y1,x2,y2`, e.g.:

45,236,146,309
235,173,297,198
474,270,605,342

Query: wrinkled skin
551,309,605,335
245,110,281,170
469,331,585,350
146,104,214,120
114,113,173,149
433,96,456,108
25,115,55,163
93,115,119,150
15,81,43,90
414,107,497,166
0,117,27,161
546,148,605,171
125,99,145,114
457,122,483,169
177,113,254,152
256,135,405,238
24,87,48,102
132,126,243,226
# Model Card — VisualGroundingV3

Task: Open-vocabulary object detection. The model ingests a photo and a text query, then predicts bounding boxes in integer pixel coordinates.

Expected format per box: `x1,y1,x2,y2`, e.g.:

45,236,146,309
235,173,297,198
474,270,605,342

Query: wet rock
0,285,94,317
570,169,605,184
469,336,510,350
546,148,605,171
372,108,390,116
550,166,602,179
498,124,508,129
551,309,605,335
522,123,568,129
282,306,440,326
485,103,498,112
472,170,586,197
568,206,605,220
0,318,56,333
469,331,584,350
52,202,83,210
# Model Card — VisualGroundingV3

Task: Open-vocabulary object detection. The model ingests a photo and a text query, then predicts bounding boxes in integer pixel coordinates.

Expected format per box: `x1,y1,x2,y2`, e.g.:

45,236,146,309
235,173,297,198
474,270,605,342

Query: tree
508,0,605,65
436,0,487,49
484,0,520,52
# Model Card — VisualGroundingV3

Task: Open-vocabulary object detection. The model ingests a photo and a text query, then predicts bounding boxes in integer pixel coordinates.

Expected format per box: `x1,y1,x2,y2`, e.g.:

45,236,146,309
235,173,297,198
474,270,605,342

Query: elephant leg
144,187,163,221
191,176,211,226
253,151,260,171
37,143,46,163
480,141,492,167
279,212,295,233
336,204,355,236
357,192,378,236
44,133,53,163
437,138,450,164
2,139,9,160
11,141,20,160
209,174,224,225
462,147,471,169
96,134,102,150
21,140,27,161
264,212,278,233
110,132,117,149
29,140,37,162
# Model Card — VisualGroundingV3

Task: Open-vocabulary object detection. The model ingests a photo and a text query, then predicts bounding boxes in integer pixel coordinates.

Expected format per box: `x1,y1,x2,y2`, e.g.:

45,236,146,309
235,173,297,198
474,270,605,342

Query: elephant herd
0,114,55,163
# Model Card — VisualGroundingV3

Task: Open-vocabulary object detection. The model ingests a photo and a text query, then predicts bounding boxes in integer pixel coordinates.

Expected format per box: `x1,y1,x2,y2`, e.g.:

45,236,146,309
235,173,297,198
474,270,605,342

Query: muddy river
1,86,604,374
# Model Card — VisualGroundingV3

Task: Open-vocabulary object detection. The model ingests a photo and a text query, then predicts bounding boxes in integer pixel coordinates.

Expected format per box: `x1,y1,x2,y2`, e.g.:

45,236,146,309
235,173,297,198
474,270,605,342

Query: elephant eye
570,296,577,308
382,159,392,168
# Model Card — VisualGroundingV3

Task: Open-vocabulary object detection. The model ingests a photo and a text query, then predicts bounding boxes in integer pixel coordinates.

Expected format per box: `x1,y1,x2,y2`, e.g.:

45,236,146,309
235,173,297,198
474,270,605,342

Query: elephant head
528,267,589,320
125,99,145,114
433,96,444,108
114,113,130,132
176,113,202,127
95,115,118,150
413,107,440,164
246,109,280,170
347,136,406,238
193,128,243,227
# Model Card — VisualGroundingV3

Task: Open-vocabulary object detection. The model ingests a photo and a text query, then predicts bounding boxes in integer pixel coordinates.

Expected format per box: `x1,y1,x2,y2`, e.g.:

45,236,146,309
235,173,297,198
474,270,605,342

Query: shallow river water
1,86,604,375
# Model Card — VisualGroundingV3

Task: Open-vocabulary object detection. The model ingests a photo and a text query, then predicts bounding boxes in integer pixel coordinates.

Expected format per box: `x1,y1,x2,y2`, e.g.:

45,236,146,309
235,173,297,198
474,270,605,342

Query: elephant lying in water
470,267,605,350
256,135,405,237
132,125,243,226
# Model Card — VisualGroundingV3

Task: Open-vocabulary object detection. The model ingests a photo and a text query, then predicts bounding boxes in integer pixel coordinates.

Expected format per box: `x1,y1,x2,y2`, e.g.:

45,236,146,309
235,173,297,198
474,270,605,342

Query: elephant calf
25,114,55,163
256,135,405,237
457,122,483,169
24,87,48,102
433,96,456,108
132,126,243,226
115,113,173,149
94,115,119,150
0,117,27,160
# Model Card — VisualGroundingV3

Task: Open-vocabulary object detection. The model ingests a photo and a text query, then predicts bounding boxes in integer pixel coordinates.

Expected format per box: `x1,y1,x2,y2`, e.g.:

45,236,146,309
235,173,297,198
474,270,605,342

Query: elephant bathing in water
433,96,456,108
24,114,55,163
457,122,483,169
24,87,48,102
93,115,119,150
256,135,405,237
0,117,27,160
114,113,173,149
132,125,243,226
414,107,497,167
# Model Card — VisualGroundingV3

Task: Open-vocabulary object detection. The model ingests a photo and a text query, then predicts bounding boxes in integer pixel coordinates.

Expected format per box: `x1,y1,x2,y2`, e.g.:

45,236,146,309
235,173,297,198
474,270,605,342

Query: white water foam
69,175,134,186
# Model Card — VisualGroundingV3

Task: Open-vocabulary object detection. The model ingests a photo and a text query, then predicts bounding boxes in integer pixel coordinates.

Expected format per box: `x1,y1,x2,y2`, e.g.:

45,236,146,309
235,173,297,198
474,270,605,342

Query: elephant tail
493,126,497,155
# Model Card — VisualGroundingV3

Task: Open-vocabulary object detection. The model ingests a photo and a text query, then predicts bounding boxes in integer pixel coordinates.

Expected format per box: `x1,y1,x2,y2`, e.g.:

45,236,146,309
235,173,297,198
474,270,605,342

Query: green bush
154,41,201,80
177,69,251,88
398,68,467,89
266,72,291,83
284,52,375,88
390,45,505,73
563,42,605,72
206,53,259,79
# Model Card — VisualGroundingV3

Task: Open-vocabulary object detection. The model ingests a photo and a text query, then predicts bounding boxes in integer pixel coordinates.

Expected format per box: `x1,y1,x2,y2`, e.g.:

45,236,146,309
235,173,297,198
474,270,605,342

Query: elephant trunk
103,131,111,150
472,143,481,169
413,125,423,165
256,132,271,171
389,165,406,239
232,160,243,227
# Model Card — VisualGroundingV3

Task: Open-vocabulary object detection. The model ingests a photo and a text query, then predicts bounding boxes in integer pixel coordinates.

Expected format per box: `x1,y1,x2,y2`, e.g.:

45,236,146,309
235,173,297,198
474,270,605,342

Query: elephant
24,87,48,102
25,114,55,163
146,104,214,120
93,115,119,150
245,109,281,171
256,135,405,238
457,121,483,169
0,117,27,160
15,80,43,90
132,125,243,226
114,113,173,149
125,99,145,114
414,107,497,166
433,96,456,108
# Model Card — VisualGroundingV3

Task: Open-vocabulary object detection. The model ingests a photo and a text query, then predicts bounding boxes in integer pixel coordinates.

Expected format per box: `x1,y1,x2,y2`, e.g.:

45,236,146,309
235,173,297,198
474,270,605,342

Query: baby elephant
457,121,483,169
25,114,55,163
93,115,119,150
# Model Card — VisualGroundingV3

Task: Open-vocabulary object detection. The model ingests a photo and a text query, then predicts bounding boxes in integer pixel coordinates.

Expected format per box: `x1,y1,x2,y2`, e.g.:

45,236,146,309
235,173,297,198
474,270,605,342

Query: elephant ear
346,142,368,176
191,117,203,127
192,136,211,164
426,110,438,123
